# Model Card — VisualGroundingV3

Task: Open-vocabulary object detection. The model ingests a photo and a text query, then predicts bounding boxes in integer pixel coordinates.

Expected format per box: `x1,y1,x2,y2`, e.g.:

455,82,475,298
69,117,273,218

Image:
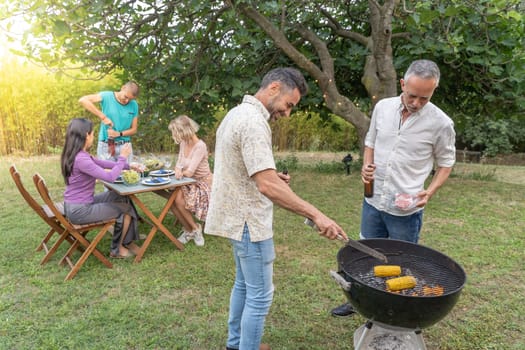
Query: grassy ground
0,155,524,350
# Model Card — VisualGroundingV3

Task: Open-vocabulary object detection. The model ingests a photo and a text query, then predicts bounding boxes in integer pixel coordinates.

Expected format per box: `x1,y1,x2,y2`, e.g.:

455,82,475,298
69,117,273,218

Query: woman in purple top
61,118,140,258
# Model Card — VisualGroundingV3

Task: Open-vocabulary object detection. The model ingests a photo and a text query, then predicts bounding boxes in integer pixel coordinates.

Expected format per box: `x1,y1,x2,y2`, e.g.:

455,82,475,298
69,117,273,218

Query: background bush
461,116,525,157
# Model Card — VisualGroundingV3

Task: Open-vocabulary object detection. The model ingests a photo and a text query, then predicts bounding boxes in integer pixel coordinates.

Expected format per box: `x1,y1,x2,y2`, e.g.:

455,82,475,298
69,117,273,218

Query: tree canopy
4,0,525,154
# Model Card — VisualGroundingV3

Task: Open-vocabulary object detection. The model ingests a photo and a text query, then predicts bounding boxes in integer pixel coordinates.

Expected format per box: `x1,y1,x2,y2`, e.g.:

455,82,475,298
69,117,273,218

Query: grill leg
414,329,427,350
355,321,374,350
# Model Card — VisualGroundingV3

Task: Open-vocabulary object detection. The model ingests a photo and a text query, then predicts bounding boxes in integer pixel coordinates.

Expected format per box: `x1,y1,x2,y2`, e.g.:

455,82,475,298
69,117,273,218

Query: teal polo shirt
97,91,139,142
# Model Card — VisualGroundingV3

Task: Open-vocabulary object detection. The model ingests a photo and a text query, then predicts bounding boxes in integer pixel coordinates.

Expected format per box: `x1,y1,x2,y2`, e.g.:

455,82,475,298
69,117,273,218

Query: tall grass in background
270,111,359,152
0,58,359,157
141,109,360,156
0,58,118,156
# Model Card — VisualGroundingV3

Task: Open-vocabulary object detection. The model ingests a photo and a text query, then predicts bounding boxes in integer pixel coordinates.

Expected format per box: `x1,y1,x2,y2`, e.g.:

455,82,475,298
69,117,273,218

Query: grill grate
342,253,464,296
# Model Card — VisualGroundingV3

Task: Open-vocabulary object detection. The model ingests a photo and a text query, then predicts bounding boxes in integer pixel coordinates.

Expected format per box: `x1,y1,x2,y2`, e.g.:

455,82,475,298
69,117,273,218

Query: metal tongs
304,218,388,262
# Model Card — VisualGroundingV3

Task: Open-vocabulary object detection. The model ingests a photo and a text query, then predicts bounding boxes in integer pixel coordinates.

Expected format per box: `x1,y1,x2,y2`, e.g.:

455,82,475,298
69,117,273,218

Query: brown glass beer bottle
364,164,374,197
364,180,374,197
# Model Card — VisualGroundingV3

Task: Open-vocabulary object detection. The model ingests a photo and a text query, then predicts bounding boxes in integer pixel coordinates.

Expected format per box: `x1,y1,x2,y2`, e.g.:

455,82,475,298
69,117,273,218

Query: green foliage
3,0,525,155
310,161,346,174
207,154,214,172
275,154,299,172
395,0,525,154
462,117,525,156
271,111,359,152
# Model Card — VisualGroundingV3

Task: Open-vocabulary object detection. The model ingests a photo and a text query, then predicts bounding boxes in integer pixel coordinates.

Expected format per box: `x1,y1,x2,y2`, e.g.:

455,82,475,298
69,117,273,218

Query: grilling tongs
304,218,388,262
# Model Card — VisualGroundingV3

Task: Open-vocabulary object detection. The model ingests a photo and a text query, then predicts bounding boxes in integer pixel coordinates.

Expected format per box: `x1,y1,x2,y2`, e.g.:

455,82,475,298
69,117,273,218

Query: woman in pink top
168,115,213,246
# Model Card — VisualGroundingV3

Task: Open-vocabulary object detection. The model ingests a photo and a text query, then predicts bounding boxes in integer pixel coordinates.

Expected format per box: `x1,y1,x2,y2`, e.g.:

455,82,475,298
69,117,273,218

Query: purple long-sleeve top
64,150,129,204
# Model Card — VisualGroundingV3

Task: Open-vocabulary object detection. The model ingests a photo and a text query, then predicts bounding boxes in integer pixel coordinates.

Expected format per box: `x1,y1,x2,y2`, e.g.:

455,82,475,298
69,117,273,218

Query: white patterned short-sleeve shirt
204,95,276,242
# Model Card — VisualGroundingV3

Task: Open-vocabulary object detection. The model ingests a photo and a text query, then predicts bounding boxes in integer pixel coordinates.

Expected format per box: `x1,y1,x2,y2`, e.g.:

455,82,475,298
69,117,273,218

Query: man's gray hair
260,67,308,96
404,60,440,87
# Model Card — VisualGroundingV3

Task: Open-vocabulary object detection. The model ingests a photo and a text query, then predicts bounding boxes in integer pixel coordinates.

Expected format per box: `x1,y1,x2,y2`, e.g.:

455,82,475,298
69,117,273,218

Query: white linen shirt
364,95,456,216
205,95,276,242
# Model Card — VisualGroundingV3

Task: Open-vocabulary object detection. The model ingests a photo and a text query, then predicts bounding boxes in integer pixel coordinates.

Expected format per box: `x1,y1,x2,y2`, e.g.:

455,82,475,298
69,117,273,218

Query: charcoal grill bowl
336,239,466,329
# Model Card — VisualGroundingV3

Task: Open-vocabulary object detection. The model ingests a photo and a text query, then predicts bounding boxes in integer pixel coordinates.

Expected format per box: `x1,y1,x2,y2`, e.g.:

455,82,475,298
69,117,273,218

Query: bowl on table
121,170,141,186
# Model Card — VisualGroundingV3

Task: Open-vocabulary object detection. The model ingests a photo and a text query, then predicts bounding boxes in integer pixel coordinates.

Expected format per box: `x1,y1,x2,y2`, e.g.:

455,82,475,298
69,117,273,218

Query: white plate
149,169,175,177
141,178,171,186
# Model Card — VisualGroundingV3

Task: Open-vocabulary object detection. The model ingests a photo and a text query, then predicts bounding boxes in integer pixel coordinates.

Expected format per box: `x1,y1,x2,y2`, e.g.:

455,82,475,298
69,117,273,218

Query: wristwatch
119,132,123,137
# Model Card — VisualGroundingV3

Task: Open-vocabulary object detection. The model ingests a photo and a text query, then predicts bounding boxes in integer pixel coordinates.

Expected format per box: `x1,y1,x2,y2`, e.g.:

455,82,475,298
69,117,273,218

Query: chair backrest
10,165,72,265
32,173,75,233
32,172,115,239
10,165,55,223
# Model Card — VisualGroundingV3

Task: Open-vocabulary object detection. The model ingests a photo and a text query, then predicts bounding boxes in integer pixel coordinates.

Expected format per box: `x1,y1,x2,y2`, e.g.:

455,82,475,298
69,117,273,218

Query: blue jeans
227,224,275,350
360,199,423,243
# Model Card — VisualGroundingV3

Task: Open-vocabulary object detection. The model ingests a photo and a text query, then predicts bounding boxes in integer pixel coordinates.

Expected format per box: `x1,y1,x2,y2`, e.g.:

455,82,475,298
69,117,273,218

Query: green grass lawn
1,155,524,350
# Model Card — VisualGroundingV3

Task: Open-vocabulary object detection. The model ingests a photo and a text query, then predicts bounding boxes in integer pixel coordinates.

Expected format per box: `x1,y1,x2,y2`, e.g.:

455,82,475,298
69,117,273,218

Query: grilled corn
386,276,417,291
374,265,402,277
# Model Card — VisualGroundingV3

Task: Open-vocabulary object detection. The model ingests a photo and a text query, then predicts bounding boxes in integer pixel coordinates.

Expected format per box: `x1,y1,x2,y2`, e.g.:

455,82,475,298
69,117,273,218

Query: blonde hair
168,115,200,144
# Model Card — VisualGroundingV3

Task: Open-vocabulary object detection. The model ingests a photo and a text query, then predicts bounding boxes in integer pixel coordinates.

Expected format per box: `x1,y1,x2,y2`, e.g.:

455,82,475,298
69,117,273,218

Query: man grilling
205,67,349,349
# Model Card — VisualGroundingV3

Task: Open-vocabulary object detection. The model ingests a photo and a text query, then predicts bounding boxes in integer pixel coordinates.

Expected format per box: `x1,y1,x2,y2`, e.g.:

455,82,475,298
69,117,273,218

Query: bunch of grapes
121,170,140,185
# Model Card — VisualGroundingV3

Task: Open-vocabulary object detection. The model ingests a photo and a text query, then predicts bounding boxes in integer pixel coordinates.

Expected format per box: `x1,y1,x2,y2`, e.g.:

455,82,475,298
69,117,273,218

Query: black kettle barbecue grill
331,239,466,349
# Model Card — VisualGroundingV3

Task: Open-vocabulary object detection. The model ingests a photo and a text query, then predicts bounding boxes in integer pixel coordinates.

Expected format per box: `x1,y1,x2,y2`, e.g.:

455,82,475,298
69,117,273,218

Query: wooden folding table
103,177,196,262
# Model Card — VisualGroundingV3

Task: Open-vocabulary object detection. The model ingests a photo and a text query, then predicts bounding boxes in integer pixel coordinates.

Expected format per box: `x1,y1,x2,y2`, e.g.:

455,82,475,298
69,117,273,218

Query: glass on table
163,155,175,170
129,157,147,178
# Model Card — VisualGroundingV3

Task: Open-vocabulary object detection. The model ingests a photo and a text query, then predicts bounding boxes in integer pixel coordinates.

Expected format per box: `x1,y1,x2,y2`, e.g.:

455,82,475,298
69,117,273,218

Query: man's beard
267,100,285,121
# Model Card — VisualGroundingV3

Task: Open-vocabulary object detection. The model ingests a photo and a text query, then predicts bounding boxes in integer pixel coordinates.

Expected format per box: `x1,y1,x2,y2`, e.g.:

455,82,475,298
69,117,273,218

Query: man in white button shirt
331,59,456,317
205,67,348,350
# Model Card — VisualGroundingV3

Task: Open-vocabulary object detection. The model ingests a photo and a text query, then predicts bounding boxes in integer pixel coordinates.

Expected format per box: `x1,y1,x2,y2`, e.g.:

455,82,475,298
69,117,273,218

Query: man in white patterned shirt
205,67,348,350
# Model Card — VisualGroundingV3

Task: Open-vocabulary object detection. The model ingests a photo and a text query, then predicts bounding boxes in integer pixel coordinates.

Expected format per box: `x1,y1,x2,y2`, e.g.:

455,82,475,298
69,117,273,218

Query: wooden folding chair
33,173,115,281
9,164,76,265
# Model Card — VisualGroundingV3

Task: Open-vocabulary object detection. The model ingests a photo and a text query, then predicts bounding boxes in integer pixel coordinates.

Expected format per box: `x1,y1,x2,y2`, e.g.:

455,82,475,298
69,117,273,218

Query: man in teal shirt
79,81,140,162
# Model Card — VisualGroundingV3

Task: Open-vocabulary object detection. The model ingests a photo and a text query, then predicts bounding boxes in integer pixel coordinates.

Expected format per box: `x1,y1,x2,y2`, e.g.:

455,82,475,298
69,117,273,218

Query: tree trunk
363,0,399,109
235,1,400,155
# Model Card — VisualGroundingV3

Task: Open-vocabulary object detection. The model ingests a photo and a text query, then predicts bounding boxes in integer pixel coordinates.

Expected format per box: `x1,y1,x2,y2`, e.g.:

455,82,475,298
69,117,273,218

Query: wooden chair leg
64,223,113,281
40,230,69,265
36,228,56,252
60,239,80,268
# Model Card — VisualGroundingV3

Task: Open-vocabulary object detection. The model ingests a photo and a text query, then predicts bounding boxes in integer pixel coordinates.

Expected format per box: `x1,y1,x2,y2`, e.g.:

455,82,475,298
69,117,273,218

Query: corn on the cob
386,276,417,291
374,265,402,277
